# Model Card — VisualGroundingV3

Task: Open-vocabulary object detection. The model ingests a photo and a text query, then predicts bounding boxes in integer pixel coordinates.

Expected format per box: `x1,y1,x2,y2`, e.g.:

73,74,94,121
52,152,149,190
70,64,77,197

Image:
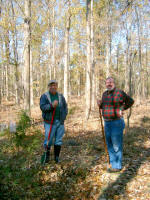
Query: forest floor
0,97,150,200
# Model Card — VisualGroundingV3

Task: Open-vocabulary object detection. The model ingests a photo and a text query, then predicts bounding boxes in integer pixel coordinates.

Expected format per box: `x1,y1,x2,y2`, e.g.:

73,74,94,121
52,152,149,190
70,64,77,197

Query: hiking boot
54,145,61,163
45,147,50,163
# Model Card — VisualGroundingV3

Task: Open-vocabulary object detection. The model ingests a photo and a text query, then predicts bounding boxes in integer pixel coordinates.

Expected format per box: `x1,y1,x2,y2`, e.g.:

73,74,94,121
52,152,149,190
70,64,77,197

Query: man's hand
97,99,102,107
52,100,58,108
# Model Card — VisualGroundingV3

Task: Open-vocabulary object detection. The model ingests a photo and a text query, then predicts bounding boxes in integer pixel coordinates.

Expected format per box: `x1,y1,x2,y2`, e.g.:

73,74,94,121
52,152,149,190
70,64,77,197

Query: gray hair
106,77,115,83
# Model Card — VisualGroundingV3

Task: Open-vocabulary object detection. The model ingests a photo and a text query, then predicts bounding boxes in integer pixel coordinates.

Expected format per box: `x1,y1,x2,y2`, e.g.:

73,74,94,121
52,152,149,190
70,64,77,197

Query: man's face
49,83,58,94
106,78,115,91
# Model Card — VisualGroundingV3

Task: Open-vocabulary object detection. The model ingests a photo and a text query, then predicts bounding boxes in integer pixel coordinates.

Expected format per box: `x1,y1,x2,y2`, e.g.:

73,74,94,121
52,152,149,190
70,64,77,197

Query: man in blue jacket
40,80,68,163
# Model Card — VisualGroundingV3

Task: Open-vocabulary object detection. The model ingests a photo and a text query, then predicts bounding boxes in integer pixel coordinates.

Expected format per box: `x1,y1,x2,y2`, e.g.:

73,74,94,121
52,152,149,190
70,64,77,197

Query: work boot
54,145,61,163
45,147,50,163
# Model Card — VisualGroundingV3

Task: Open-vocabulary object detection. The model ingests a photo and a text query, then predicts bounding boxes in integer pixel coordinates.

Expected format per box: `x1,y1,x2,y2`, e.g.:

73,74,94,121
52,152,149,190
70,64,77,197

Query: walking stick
41,108,56,165
99,108,110,165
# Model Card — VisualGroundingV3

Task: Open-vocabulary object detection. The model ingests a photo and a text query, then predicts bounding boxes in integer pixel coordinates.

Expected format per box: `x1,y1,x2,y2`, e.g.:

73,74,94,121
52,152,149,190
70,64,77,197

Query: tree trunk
145,39,149,97
5,65,8,101
106,41,110,78
78,71,81,97
127,52,136,128
0,65,2,104
125,35,130,92
116,43,120,82
30,48,34,106
0,86,2,104
85,0,91,119
106,0,112,78
11,0,20,104
135,7,142,101
91,0,95,109
123,17,132,93
2,65,5,99
64,10,71,102
4,30,10,101
52,5,56,79
24,0,31,113
48,4,52,81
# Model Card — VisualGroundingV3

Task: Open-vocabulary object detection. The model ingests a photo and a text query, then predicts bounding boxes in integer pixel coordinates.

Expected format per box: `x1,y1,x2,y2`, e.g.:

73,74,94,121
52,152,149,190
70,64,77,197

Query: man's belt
104,117,122,122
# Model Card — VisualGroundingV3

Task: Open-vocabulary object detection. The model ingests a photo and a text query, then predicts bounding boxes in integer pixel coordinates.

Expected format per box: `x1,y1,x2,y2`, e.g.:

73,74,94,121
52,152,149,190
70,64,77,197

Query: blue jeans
44,120,65,148
104,118,125,169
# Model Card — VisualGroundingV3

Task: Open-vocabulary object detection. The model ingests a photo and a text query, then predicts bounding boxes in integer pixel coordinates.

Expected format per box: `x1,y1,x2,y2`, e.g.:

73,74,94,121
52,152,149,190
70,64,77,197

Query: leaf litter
0,98,150,199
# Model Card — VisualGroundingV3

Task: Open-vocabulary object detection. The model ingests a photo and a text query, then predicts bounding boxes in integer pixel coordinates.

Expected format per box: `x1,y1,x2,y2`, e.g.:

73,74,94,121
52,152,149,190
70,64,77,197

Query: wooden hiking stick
99,108,110,165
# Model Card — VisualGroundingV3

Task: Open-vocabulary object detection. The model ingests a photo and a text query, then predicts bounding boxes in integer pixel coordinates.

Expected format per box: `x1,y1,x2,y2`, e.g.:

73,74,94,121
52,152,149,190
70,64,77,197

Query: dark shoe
55,156,59,163
45,147,50,163
54,145,61,163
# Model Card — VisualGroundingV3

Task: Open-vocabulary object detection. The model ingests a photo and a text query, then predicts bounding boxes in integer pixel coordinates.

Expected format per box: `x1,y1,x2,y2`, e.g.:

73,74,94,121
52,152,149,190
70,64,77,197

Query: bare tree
127,51,136,128
64,1,71,102
24,0,31,112
52,1,56,79
11,0,20,104
106,0,112,78
85,0,91,119
135,6,143,100
91,0,96,109
30,48,33,106
47,0,52,80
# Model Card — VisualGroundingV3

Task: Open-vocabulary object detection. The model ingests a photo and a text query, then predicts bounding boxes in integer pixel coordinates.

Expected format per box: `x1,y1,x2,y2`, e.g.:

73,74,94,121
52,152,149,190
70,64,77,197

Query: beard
107,86,115,91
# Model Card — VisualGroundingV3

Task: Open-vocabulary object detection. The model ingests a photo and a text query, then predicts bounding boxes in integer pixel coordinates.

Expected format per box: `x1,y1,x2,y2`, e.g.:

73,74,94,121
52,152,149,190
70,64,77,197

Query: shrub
13,110,31,149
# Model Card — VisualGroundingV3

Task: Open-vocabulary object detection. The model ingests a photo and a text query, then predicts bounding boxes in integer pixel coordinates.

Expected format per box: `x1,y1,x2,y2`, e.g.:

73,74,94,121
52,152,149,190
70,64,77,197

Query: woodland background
0,0,149,118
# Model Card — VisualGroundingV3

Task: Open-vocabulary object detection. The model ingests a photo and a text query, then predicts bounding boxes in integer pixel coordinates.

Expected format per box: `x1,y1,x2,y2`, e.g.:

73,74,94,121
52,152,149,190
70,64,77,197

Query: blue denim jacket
40,92,68,124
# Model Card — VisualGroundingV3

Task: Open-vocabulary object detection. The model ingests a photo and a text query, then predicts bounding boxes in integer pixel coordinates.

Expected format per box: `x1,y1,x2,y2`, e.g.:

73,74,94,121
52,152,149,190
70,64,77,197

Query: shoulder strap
45,91,52,104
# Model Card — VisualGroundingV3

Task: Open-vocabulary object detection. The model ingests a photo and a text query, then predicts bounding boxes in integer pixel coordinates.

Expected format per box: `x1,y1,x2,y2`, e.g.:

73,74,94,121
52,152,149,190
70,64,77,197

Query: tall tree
91,0,95,109
47,0,52,80
11,0,20,104
105,0,112,78
52,1,56,79
85,0,91,119
135,6,143,100
24,0,31,112
64,1,71,102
